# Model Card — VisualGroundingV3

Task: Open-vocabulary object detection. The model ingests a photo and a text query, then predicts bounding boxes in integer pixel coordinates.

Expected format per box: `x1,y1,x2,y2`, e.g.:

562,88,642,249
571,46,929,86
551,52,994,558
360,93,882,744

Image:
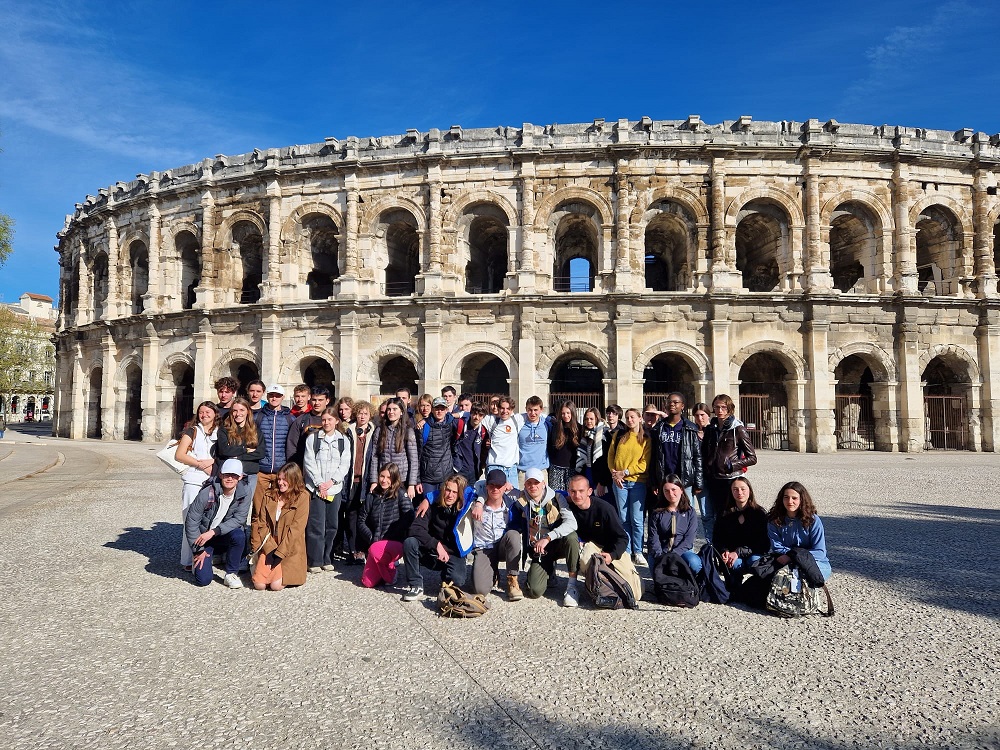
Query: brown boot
507,573,523,601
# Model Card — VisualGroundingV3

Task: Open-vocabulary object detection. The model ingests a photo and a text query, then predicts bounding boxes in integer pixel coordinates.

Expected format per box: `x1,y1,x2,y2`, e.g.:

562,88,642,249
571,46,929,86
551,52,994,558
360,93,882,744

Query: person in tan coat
250,462,310,590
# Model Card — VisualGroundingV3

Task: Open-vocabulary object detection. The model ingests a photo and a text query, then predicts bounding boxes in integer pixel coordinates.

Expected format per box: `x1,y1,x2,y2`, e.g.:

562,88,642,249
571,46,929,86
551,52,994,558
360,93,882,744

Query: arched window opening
460,354,510,402
922,356,970,450
303,214,340,300
834,355,875,450
87,367,102,439
550,355,604,414
553,209,598,292
171,363,195,438
644,209,691,292
380,356,419,396
642,353,695,410
738,353,789,450
302,358,336,390
736,201,787,292
124,364,142,441
227,360,260,400
915,206,960,295
129,240,149,314
830,203,876,293
176,231,201,310
382,211,419,297
92,253,109,318
466,215,508,294
232,221,263,304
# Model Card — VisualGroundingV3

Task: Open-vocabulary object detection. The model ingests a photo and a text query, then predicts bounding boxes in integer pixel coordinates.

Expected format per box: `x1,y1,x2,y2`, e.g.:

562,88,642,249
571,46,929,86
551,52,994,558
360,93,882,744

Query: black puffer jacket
357,487,414,548
408,501,462,555
417,415,457,485
701,416,757,480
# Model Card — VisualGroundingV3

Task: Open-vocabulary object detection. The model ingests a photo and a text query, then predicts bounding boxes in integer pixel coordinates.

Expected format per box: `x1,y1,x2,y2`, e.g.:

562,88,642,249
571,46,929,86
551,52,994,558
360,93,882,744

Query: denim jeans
401,536,468,589
682,550,703,575
193,526,246,586
685,486,706,540
612,480,646,556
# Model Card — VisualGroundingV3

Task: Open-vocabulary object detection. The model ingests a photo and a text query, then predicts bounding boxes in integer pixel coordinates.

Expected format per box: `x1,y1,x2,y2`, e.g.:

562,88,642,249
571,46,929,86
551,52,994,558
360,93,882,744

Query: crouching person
519,468,580,606
400,474,469,601
468,469,524,601
186,459,253,589
566,474,642,604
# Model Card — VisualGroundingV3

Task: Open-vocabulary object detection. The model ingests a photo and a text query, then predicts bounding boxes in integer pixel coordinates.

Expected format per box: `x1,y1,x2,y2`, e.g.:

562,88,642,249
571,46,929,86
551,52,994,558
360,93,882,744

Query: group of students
170,378,831,608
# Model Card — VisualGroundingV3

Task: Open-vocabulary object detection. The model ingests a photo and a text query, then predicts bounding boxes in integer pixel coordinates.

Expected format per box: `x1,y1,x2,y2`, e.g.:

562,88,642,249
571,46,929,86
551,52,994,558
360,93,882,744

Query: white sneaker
563,579,580,608
223,573,244,589
632,553,649,567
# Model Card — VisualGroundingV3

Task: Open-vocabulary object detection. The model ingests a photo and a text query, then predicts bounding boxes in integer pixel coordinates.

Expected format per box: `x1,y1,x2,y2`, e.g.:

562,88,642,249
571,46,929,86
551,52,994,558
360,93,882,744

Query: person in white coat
303,407,352,572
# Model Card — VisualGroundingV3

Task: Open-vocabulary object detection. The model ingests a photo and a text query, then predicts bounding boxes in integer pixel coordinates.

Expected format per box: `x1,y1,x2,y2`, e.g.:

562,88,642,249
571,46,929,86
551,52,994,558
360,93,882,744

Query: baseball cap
220,459,244,476
266,384,285,396
432,397,448,408
524,468,545,484
486,469,508,486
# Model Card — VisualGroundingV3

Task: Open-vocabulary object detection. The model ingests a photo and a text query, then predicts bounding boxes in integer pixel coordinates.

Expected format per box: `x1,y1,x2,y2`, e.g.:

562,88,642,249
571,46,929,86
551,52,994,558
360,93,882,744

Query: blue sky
1,0,998,304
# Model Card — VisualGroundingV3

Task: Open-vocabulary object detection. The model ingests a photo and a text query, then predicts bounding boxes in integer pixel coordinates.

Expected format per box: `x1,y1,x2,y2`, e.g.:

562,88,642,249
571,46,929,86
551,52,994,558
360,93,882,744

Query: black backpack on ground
652,552,699,608
696,543,731,604
585,555,639,610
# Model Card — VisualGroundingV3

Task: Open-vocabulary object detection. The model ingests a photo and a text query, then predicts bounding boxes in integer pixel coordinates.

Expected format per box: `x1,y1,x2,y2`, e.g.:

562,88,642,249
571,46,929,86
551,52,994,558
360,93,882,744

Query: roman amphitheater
52,116,1000,453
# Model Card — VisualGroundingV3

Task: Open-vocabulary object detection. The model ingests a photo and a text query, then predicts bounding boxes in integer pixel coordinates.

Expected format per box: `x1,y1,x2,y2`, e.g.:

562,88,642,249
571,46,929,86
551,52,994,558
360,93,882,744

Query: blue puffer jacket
255,404,295,474
418,414,457,485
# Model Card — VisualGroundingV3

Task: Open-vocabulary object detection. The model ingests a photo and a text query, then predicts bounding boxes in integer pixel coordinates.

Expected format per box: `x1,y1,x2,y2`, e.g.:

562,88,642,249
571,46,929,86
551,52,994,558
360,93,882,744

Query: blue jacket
453,420,487,483
768,515,832,581
255,404,294,474
648,507,698,560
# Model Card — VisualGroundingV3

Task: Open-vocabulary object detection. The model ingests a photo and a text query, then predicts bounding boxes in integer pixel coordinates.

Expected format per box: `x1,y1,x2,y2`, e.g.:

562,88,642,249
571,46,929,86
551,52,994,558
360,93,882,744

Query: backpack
696,543,731,604
585,554,639,610
312,430,346,457
437,581,489,617
652,552,700,607
765,565,834,618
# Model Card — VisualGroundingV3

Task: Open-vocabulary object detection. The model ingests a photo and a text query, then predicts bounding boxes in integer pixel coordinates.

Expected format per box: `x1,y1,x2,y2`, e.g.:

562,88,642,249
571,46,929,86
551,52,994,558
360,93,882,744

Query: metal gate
924,395,967,450
739,394,789,450
549,392,604,421
835,394,875,450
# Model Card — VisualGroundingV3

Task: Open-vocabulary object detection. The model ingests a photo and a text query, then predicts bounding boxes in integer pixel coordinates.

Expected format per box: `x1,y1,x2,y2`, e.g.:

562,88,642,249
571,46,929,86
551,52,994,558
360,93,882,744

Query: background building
1,292,57,422
52,118,1000,451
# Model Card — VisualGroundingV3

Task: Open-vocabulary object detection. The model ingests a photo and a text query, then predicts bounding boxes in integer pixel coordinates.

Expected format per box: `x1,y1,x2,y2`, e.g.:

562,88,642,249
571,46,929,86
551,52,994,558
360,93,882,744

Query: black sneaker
401,586,423,602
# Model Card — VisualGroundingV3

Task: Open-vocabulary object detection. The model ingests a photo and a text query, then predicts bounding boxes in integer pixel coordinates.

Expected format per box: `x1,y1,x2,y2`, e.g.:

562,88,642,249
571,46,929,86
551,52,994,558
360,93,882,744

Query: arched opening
738,352,789,450
380,356,419,396
226,360,260,400
171,362,194,438
124,364,142,441
830,203,876,293
465,212,508,294
86,368,102,438
232,221,263,304
301,358,336,390
460,353,510,402
736,201,787,292
129,240,149,314
382,210,419,297
644,205,693,291
66,268,80,317
833,355,875,450
915,206,960,295
92,252,109,318
176,231,200,310
642,353,696,410
553,207,599,292
922,356,970,450
303,213,340,300
549,354,604,414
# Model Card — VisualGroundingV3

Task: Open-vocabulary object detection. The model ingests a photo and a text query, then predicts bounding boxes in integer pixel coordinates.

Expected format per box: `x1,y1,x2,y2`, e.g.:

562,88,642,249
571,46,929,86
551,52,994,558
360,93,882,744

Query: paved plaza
0,425,997,750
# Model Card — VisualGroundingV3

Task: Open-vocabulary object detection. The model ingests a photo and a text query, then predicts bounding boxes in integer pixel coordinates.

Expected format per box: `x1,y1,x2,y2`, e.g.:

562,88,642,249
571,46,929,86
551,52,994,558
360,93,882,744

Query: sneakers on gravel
223,573,244,589
563,578,580,608
401,586,423,602
507,574,524,601
632,553,649,567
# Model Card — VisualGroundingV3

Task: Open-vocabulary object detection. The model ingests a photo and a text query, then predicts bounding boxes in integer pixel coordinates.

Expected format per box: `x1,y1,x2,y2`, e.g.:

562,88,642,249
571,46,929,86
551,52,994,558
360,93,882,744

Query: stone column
338,174,364,298
262,179,282,302
973,169,998,298
421,309,443,396
260,313,281,386
613,163,635,293
195,190,216,308
69,341,86,440
803,155,833,290
101,328,116,441
786,378,808,452
895,318,924,451
516,161,537,293
709,302,732,398
105,218,121,319
708,152,740,290
869,381,899,452
338,310,361,399
976,310,1000,451
140,322,160,442
515,310,537,407
193,315,214,405
892,159,918,293
804,315,835,452
76,249,92,327
612,304,641,406
144,204,161,312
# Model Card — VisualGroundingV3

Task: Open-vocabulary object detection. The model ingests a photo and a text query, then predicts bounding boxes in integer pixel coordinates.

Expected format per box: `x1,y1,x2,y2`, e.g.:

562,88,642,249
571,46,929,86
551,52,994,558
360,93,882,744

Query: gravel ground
0,432,997,750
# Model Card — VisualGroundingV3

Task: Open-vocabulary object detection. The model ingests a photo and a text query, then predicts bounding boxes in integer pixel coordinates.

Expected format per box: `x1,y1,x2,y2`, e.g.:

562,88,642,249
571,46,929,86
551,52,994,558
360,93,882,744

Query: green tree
0,212,12,267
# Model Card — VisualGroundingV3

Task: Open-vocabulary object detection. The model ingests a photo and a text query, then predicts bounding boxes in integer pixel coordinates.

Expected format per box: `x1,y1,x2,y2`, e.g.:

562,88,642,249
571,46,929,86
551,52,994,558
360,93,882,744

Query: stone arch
986,201,1000,230
217,209,268,245
629,185,710,228
158,351,196,383
114,352,142,391
633,341,711,382
210,347,261,383
726,186,805,228
532,186,613,230
117,230,151,265
441,341,516,386
360,343,424,385
908,195,974,238
536,340,612,380
280,201,344,244
730,340,808,383
442,189,518,229
918,343,982,385
169,221,202,245
359,195,427,237
819,189,892,233
278,345,342,387
638,198,700,292
828,342,896,383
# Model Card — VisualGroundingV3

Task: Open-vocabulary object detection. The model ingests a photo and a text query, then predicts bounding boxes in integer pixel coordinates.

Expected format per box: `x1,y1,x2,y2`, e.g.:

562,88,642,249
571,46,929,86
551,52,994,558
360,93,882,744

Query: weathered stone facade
53,117,1000,452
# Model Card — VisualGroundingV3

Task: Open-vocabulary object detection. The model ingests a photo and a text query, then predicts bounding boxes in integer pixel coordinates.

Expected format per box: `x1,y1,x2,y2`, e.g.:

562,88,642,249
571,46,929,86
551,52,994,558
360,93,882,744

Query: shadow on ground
104,521,187,580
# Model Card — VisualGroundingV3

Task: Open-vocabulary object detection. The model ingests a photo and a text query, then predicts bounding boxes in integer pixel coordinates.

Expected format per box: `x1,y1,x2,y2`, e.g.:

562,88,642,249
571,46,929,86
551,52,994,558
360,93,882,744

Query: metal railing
924,395,967,450
739,394,789,450
549,392,604,420
835,394,875,450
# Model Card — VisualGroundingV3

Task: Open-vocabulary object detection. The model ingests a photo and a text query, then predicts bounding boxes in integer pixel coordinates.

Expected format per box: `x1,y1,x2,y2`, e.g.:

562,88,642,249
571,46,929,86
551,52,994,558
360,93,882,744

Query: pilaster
895,314,924,451
260,313,281,386
261,179,284,302
709,153,741,290
143,204,161,312
421,308,443,396
338,310,361,399
892,159,918,293
612,303,640,406
193,315,214,405
516,160,537,293
973,169,998,298
195,190,216,308
69,341,86,440
709,302,732,398
101,329,116,441
515,309,537,407
140,322,160,442
976,310,1000,451
803,154,833,291
804,313,835,452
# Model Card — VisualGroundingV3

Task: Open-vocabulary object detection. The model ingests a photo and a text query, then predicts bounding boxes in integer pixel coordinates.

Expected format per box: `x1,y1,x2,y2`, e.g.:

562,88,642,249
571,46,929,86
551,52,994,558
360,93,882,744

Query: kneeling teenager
400,474,470,601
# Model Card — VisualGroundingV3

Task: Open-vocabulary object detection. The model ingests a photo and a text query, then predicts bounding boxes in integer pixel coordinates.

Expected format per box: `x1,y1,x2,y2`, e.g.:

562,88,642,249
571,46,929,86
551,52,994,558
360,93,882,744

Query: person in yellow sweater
606,407,652,567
